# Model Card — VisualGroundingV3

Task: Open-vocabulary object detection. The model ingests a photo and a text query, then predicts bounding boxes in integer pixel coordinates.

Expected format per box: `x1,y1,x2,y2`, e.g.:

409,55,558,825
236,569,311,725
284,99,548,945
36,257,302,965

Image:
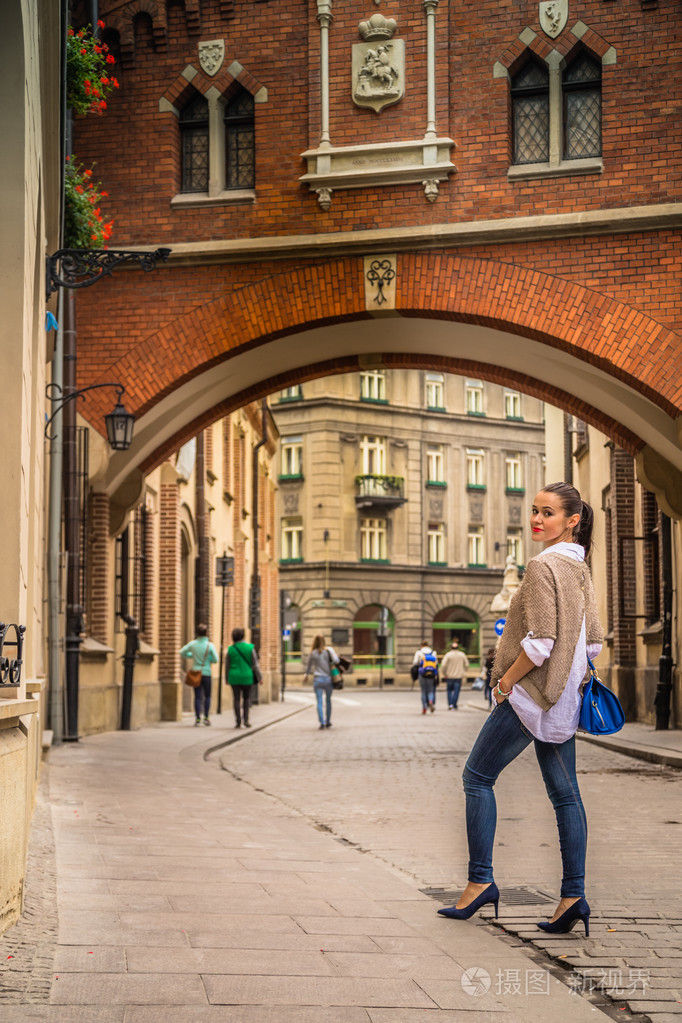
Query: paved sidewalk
0,697,615,1023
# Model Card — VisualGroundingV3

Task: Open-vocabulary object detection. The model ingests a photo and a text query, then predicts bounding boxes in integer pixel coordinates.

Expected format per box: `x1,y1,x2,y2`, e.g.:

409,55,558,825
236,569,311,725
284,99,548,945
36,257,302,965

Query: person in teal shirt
180,624,218,726
225,628,262,728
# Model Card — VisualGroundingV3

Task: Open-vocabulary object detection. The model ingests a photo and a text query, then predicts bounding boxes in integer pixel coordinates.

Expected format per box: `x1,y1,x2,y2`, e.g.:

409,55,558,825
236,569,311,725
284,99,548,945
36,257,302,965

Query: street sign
215,555,234,587
494,618,506,636
282,628,291,640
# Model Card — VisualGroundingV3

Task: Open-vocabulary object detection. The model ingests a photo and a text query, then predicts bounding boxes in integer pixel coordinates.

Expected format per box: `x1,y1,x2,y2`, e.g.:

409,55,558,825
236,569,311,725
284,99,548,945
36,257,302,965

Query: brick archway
80,253,682,503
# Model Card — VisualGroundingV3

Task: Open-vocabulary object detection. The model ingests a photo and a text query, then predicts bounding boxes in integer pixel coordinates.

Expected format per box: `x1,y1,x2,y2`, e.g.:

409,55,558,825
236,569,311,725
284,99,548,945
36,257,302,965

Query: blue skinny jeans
194,675,212,719
462,699,587,898
313,678,332,725
445,678,462,708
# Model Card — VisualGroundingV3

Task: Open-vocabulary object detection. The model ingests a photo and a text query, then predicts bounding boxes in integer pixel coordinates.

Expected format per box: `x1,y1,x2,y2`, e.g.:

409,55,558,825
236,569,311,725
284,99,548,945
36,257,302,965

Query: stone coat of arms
539,0,568,39
352,14,404,113
198,40,225,77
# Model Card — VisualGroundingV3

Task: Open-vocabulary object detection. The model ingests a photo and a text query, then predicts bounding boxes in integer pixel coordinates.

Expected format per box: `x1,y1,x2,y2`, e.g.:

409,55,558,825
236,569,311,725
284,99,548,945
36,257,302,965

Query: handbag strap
234,644,253,671
197,640,210,671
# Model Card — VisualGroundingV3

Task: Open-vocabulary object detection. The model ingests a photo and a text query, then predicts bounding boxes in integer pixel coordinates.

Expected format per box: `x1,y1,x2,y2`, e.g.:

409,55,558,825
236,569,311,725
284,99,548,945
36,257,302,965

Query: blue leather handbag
579,656,625,735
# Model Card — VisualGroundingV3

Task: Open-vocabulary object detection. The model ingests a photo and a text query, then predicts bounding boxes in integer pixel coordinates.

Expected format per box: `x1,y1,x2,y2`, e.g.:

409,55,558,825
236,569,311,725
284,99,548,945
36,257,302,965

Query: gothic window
511,59,549,165
563,51,602,160
225,88,255,189
180,93,209,192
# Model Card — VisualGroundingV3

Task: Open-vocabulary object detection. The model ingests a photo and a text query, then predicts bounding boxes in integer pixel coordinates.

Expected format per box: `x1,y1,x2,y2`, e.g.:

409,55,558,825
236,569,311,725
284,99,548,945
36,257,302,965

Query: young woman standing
438,482,603,936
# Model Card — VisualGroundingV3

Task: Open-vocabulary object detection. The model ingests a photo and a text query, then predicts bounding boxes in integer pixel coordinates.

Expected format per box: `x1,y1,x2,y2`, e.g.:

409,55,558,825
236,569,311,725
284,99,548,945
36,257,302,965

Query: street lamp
45,382,135,451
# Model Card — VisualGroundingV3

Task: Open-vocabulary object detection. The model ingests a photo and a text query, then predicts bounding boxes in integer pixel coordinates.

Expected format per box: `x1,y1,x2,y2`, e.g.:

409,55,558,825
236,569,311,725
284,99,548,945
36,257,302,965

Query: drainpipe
249,400,268,660
62,288,82,741
655,513,673,729
47,290,64,744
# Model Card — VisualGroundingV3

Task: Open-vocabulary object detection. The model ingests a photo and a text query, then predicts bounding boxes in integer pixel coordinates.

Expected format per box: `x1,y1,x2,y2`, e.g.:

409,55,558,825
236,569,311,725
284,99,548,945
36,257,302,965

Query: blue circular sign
494,618,506,636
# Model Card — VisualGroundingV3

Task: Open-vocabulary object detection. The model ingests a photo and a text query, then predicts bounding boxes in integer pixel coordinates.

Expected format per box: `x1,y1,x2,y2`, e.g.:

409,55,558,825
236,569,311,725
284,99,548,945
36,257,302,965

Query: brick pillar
158,472,182,720
88,492,110,645
609,446,637,716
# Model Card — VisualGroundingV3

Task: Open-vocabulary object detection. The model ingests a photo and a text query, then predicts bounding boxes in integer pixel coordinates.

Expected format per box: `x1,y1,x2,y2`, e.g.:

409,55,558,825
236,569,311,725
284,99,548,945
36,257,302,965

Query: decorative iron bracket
46,247,172,300
0,623,26,688
44,381,126,440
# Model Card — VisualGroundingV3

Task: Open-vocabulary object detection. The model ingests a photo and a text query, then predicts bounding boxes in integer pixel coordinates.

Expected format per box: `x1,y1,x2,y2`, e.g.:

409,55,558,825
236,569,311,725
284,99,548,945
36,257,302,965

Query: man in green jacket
225,628,262,728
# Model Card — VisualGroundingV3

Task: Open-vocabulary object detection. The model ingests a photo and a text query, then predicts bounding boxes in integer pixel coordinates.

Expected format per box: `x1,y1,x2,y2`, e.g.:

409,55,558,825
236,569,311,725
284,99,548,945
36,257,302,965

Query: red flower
106,54,115,64
68,27,74,36
100,190,109,197
75,185,84,194
97,19,105,28
83,168,92,177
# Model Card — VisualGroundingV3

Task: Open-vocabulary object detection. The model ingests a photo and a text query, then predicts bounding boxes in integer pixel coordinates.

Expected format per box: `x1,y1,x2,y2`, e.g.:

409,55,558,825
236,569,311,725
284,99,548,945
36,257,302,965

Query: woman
303,635,340,729
225,628,262,729
438,482,603,937
180,624,218,726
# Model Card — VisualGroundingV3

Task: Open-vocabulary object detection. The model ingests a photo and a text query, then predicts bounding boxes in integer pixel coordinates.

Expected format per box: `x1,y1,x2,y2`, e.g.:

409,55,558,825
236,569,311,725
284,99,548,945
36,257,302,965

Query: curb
203,700,312,760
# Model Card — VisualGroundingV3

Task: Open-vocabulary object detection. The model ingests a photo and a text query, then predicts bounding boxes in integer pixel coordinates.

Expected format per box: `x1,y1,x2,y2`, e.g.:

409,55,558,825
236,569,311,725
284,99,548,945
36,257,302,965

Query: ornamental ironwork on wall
0,623,26,688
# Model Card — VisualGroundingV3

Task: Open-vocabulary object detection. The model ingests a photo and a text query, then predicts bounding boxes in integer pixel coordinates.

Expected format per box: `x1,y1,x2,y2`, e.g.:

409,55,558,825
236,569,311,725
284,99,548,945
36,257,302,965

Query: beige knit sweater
493,552,603,711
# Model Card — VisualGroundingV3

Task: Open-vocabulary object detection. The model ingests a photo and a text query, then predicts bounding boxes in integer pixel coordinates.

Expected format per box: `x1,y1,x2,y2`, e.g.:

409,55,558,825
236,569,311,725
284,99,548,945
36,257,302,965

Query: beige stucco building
273,369,545,684
74,403,280,735
0,0,61,934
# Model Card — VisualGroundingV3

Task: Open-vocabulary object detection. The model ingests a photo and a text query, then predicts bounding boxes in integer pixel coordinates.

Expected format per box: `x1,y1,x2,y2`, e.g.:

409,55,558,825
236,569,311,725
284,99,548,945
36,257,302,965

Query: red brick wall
80,1,680,239
158,476,182,682
88,492,110,644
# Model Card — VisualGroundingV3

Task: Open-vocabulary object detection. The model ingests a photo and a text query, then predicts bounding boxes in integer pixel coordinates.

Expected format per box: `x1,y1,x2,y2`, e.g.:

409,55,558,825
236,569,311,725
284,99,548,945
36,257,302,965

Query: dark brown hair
542,481,594,557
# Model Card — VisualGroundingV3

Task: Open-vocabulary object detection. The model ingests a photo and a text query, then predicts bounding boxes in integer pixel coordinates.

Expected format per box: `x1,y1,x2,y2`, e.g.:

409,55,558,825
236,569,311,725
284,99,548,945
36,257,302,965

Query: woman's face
530,490,580,548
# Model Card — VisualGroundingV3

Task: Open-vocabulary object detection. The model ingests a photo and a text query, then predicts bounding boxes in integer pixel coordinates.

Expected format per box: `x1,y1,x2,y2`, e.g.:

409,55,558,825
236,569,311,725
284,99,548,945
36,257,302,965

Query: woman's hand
493,681,511,704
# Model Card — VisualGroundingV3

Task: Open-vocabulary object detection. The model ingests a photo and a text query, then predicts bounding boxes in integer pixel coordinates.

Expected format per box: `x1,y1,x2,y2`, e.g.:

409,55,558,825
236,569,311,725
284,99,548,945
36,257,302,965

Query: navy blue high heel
437,882,499,920
537,897,590,937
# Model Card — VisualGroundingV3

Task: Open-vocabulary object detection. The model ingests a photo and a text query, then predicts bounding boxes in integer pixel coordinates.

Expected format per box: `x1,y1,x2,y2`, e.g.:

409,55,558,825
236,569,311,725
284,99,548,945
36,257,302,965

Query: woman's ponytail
576,500,594,558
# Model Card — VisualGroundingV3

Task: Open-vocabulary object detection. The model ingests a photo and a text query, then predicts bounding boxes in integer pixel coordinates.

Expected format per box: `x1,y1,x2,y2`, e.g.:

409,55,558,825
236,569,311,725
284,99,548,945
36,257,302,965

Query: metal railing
0,623,26,688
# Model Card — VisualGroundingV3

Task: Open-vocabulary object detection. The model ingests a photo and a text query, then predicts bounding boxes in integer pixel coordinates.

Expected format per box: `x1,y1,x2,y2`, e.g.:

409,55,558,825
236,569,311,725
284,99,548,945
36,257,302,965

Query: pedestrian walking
440,639,469,709
438,482,603,938
225,628,262,728
412,641,439,713
483,647,496,707
303,635,340,729
180,624,218,726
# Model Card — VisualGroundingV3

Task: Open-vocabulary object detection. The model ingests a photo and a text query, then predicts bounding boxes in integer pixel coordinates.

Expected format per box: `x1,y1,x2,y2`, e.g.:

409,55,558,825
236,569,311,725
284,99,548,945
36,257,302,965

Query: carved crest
353,14,403,113
539,0,568,38
198,40,225,77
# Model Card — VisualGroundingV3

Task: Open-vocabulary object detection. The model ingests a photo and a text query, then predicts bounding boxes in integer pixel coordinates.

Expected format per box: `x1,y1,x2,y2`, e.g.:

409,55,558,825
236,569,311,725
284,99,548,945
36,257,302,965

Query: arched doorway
432,606,481,669
74,255,682,519
353,604,395,671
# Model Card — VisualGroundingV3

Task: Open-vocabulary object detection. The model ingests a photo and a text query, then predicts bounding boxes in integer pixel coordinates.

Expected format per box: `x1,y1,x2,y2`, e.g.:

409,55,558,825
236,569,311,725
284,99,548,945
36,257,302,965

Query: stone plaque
539,0,568,39
283,493,299,513
470,501,483,522
198,40,225,77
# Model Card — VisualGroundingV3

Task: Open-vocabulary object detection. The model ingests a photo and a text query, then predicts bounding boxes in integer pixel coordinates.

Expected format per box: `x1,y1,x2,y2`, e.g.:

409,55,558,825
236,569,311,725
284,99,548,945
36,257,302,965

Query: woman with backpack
225,628,262,729
303,635,340,729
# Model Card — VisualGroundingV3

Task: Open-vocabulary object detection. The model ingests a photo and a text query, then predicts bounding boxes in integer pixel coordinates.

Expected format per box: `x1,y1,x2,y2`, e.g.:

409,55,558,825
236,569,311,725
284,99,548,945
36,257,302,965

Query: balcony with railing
355,474,407,510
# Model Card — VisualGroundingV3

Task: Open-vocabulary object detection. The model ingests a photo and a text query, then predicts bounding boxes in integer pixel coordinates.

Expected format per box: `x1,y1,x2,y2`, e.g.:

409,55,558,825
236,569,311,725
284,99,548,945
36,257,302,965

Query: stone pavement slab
3,696,664,1022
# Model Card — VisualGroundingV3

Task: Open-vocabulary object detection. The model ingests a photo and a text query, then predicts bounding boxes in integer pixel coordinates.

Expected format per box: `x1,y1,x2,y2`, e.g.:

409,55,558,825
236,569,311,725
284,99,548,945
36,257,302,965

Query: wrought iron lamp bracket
45,247,172,301
44,381,125,441
0,623,26,688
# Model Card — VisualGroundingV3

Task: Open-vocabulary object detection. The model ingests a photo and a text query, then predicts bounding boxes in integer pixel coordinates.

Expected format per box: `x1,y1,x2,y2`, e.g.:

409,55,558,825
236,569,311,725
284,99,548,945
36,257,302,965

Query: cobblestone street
218,691,682,1021
0,689,680,1022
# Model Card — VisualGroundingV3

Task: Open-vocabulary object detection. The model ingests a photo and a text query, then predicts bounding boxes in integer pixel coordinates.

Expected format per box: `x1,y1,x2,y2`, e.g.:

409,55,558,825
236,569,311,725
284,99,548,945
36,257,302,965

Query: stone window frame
360,369,387,403
467,525,486,568
360,435,387,476
494,21,616,181
425,372,445,411
360,517,388,562
427,522,446,565
281,517,303,561
160,61,268,208
280,436,303,478
466,448,485,489
507,527,524,567
426,443,445,484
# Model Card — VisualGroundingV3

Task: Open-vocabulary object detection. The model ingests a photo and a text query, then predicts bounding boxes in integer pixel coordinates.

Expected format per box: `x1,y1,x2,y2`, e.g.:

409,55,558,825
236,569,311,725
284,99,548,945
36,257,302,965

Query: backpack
419,649,438,679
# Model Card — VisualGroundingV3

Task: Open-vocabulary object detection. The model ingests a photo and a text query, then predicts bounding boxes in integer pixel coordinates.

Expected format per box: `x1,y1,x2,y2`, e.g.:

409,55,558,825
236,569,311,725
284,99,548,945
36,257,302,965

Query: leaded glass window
180,94,209,193
225,89,255,189
511,60,549,165
563,52,602,160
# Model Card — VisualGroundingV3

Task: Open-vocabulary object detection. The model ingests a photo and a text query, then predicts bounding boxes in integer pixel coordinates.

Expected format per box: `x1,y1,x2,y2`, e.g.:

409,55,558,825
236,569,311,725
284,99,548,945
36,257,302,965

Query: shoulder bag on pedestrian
234,643,263,683
578,656,625,735
185,643,209,688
